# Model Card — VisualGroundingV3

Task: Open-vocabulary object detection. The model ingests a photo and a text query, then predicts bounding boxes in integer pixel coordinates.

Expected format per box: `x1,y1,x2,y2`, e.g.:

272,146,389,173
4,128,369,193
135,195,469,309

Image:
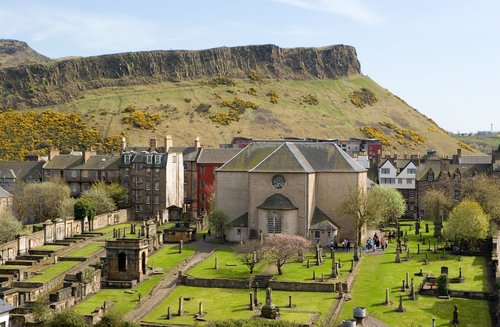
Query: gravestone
395,294,406,312
425,224,429,233
452,304,459,326
253,285,259,307
178,297,184,316
260,287,279,319
249,293,254,310
321,273,325,282
215,256,219,270
338,258,343,268
405,273,409,289
441,266,449,276
395,248,401,263
198,301,204,316
384,288,391,305
401,280,405,292
167,306,171,320
417,244,420,254
307,258,311,268
331,259,337,278
123,227,126,237
288,295,293,308
459,267,462,279
338,282,344,299
312,270,316,280
415,219,420,235
350,259,354,272
432,318,436,327
179,240,183,253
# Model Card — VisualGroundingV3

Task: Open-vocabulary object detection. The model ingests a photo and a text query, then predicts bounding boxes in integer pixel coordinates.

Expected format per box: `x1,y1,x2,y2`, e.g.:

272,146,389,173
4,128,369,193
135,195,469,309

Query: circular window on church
271,175,286,189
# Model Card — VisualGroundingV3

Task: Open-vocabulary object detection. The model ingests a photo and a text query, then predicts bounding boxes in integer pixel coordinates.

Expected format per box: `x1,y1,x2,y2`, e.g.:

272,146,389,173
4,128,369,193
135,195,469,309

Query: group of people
327,239,351,251
365,233,387,252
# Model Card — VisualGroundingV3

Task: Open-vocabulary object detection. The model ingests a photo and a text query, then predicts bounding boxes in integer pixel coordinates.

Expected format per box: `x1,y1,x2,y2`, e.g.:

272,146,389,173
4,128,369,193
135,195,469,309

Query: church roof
230,212,248,227
310,207,339,230
257,193,298,210
218,142,366,173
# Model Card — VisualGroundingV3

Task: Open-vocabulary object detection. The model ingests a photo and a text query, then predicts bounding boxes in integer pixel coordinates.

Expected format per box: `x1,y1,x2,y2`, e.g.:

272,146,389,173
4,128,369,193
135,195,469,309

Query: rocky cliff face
0,44,361,108
0,39,51,69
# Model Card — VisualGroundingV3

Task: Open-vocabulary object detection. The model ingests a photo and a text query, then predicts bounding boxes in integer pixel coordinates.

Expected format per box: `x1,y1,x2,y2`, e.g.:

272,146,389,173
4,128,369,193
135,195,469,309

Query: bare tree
20,182,70,223
262,234,311,275
238,240,263,274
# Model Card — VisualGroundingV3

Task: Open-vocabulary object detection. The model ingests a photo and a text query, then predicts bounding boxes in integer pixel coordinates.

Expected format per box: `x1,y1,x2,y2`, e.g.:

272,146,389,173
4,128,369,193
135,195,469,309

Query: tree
59,197,77,218
0,211,22,244
208,208,229,240
262,234,311,275
74,199,97,220
44,309,89,327
420,188,453,221
95,310,139,327
80,187,116,215
20,181,70,223
461,174,500,222
370,186,406,226
31,297,50,322
238,240,263,274
445,199,489,249
91,182,127,208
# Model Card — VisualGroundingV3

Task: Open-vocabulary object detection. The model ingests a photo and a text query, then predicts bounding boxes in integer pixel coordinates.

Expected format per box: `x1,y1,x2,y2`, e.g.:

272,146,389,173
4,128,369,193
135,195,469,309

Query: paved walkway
125,238,226,322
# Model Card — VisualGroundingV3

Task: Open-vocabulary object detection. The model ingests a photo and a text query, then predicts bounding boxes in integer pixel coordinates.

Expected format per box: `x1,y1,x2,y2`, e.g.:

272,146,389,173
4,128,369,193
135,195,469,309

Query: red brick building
196,148,241,216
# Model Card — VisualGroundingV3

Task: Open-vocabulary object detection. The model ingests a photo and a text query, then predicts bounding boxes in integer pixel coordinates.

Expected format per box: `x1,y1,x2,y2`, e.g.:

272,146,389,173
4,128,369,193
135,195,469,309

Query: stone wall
180,275,251,289
91,209,129,231
268,280,336,292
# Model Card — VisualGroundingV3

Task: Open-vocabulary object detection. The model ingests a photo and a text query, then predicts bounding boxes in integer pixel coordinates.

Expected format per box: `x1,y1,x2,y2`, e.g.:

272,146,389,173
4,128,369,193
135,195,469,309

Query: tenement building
215,142,367,244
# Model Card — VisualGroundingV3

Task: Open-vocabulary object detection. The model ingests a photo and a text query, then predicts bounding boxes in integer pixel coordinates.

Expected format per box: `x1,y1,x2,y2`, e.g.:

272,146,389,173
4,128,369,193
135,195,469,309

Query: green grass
186,248,265,279
31,244,65,251
273,250,353,283
337,221,491,326
142,286,335,325
74,244,196,315
65,243,104,257
27,261,81,282
94,222,137,235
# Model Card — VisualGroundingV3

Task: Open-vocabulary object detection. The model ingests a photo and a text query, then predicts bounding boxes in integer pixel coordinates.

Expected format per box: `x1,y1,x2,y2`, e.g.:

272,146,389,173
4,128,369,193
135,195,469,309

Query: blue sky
1,0,499,133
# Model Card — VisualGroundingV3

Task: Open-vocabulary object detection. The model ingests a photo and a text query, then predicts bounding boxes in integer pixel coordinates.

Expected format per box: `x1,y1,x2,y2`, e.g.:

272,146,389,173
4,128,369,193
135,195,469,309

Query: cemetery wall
268,280,336,292
181,275,250,289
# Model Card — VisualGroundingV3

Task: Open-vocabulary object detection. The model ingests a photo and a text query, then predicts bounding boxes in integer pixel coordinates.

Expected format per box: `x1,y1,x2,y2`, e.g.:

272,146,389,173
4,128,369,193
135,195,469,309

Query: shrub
248,70,264,82
349,88,378,108
208,76,236,87
267,89,279,104
122,110,161,130
247,87,257,96
435,274,449,296
360,126,393,146
74,199,96,220
195,103,212,115
301,94,319,105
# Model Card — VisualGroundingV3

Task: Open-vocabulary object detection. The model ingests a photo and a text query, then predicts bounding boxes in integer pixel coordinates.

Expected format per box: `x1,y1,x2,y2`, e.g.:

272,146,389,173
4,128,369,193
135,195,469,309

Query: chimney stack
457,148,462,158
48,148,60,161
394,152,398,160
164,135,173,152
150,136,158,150
194,137,201,148
121,137,127,152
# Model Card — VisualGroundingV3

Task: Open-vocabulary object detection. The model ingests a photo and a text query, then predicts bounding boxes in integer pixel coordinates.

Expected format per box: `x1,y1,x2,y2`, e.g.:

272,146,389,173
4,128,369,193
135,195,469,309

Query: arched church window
267,211,282,234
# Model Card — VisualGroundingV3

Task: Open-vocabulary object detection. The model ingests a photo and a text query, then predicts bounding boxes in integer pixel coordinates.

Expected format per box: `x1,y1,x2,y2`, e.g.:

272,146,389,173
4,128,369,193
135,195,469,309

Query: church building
215,142,367,244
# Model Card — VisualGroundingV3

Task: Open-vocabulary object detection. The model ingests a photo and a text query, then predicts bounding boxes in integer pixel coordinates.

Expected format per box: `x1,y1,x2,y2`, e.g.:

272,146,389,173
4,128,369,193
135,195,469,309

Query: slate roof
197,148,241,164
73,154,121,170
43,155,83,169
230,212,249,227
416,162,491,181
458,156,492,165
0,298,13,314
310,207,339,230
257,193,298,210
168,147,200,161
0,161,44,180
219,142,366,173
0,186,12,198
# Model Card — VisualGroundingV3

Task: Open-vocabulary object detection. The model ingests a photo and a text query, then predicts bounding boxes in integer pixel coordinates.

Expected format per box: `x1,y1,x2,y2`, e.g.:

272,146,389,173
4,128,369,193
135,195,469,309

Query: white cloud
271,0,379,24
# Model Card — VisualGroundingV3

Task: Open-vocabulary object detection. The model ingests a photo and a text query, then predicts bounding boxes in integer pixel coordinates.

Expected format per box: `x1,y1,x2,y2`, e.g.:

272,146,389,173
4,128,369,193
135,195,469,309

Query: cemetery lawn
187,248,266,279
66,243,104,257
337,221,491,326
74,245,196,315
27,261,81,282
142,286,335,325
31,244,65,251
273,250,353,283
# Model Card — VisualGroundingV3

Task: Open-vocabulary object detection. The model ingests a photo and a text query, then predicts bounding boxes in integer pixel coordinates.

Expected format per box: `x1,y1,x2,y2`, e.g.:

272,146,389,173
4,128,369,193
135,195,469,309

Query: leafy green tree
0,210,22,244
445,199,489,249
91,182,127,208
461,174,500,222
421,188,453,221
31,297,50,322
19,181,70,223
44,309,89,327
95,310,139,327
208,208,229,240
370,186,406,226
80,187,116,215
74,199,97,220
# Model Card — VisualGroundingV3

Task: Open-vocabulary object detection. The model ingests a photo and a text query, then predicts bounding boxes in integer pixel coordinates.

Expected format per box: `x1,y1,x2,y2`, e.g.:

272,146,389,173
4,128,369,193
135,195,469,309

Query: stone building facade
216,142,367,244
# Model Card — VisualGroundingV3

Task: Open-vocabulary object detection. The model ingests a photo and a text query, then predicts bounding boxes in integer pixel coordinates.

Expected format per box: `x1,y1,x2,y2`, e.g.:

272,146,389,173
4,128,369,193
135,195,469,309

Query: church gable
218,143,280,172
251,143,313,173
294,143,365,172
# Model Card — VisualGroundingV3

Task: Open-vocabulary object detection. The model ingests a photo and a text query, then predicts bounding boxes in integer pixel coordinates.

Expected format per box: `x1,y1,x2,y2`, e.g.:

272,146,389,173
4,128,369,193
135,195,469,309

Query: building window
154,181,160,191
82,170,88,178
45,171,51,178
183,163,188,170
381,168,390,174
407,168,416,174
398,178,403,184
154,195,159,205
71,170,77,178
200,194,205,201
154,155,161,164
172,155,177,163
236,228,241,236
267,211,282,234
406,179,413,184
135,204,141,212
155,168,160,177
146,195,151,205
409,191,415,199
200,165,205,173
314,231,320,239
118,252,127,271
200,180,205,188
147,155,153,164
124,168,129,177
146,182,151,191
427,171,434,182
124,154,131,164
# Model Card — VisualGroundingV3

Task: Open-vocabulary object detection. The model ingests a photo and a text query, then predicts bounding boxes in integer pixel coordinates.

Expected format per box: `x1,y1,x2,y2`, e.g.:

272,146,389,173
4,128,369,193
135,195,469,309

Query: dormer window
427,170,434,182
146,155,153,164
124,154,131,164
407,168,416,174
381,168,390,174
155,155,161,164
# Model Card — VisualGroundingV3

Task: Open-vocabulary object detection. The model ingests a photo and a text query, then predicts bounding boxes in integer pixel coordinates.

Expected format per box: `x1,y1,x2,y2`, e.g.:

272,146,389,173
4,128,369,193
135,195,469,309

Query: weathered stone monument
260,287,279,319
395,294,405,312
105,238,149,286
395,248,401,263
384,288,391,305
452,304,459,326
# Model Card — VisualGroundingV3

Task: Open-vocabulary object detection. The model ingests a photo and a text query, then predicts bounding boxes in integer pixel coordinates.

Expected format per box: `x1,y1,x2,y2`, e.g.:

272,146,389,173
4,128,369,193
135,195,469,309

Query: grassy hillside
454,134,499,154
24,74,473,155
